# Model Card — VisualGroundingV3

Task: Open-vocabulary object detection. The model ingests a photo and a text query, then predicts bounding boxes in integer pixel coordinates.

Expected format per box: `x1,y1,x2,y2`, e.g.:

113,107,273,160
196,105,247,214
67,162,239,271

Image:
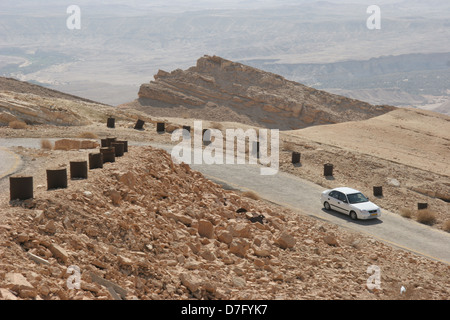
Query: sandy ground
280,107,450,232
289,108,450,176
1,108,449,233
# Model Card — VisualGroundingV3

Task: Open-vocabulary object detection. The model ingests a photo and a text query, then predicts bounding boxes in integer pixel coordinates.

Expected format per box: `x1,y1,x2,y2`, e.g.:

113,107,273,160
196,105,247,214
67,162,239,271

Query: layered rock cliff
128,55,396,130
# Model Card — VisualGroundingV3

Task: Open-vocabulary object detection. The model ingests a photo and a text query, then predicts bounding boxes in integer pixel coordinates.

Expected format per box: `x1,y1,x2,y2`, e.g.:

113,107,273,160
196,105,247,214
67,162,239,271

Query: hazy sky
1,0,449,105
2,0,449,14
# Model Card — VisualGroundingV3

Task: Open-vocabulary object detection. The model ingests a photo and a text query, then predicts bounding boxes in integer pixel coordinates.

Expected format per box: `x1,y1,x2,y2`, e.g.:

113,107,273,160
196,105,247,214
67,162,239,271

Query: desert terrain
0,125,449,301
2,1,449,109
120,56,450,232
0,62,449,301
280,108,450,231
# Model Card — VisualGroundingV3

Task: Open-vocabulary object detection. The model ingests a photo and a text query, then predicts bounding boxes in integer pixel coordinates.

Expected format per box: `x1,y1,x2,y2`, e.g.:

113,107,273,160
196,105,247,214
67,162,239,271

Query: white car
321,187,381,220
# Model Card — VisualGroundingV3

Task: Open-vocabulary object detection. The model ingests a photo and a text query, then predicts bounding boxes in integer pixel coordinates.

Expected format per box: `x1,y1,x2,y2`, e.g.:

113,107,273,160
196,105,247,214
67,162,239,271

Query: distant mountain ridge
243,52,450,112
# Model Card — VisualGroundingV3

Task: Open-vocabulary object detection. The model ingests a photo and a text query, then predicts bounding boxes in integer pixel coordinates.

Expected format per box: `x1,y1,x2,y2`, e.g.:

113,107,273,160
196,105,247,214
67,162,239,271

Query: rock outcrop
129,55,396,130
0,77,104,104
0,92,89,126
0,76,116,126
0,86,149,127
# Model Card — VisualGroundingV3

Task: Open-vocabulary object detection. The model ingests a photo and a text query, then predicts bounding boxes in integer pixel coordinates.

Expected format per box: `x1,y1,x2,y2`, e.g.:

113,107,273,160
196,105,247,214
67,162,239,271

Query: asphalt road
150,141,450,264
1,138,449,264
190,160,450,265
0,146,22,180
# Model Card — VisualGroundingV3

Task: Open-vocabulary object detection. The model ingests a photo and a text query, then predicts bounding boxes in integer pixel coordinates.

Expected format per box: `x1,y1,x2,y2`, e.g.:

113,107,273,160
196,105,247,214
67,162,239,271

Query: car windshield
347,193,369,204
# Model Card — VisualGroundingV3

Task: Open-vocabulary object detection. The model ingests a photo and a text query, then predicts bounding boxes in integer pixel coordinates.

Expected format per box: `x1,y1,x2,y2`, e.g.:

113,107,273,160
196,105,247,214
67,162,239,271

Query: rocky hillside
1,146,449,300
0,77,152,127
0,77,104,105
122,55,396,130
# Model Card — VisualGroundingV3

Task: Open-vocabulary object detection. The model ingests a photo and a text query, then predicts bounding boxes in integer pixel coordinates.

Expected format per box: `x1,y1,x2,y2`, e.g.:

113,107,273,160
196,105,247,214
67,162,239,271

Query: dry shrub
283,141,296,152
165,124,179,133
242,191,260,201
210,122,224,131
443,220,450,233
260,118,276,124
40,139,53,150
9,121,27,129
399,208,413,219
181,111,191,119
416,209,437,225
78,132,98,139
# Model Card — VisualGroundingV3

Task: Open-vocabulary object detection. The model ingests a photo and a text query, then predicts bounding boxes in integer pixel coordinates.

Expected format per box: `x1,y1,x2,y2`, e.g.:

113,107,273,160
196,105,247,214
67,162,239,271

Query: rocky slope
1,145,449,300
0,77,104,104
0,77,154,127
121,55,396,130
0,91,92,126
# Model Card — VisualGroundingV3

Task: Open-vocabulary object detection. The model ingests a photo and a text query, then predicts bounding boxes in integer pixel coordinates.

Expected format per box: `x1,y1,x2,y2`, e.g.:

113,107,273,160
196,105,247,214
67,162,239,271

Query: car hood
351,202,379,211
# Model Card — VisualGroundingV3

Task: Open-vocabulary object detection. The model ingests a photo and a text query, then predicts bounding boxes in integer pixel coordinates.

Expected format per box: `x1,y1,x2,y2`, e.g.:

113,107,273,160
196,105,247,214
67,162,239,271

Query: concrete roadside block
89,153,103,169
134,119,145,130
70,161,88,180
157,122,165,133
10,176,33,201
107,117,115,128
100,147,116,163
46,168,68,190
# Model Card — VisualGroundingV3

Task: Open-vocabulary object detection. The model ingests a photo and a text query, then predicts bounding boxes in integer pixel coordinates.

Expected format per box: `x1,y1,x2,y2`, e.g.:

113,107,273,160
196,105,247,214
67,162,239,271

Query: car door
337,192,350,215
326,191,344,213
329,191,350,214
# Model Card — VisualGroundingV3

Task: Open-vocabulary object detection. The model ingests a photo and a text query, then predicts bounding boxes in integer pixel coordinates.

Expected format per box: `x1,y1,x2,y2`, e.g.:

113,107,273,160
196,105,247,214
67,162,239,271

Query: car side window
329,191,338,199
338,193,348,202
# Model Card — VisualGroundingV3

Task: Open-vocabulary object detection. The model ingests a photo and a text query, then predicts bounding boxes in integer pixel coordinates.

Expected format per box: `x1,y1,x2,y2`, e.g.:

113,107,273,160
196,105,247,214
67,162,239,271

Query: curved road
0,146,22,180
1,139,449,264
191,161,450,265
159,142,450,265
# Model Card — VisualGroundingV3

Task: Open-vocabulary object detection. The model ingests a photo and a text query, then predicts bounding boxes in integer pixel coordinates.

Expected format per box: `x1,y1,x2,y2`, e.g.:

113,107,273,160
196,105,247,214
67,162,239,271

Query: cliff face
133,55,396,130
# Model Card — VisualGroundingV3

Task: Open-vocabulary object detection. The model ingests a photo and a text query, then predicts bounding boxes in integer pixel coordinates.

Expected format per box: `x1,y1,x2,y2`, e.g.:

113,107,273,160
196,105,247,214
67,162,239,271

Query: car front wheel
350,211,358,220
324,202,331,210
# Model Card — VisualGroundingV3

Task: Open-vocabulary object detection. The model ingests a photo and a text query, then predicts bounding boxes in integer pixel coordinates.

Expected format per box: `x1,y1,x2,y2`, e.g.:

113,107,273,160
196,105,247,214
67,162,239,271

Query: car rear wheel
324,202,331,210
350,211,358,220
